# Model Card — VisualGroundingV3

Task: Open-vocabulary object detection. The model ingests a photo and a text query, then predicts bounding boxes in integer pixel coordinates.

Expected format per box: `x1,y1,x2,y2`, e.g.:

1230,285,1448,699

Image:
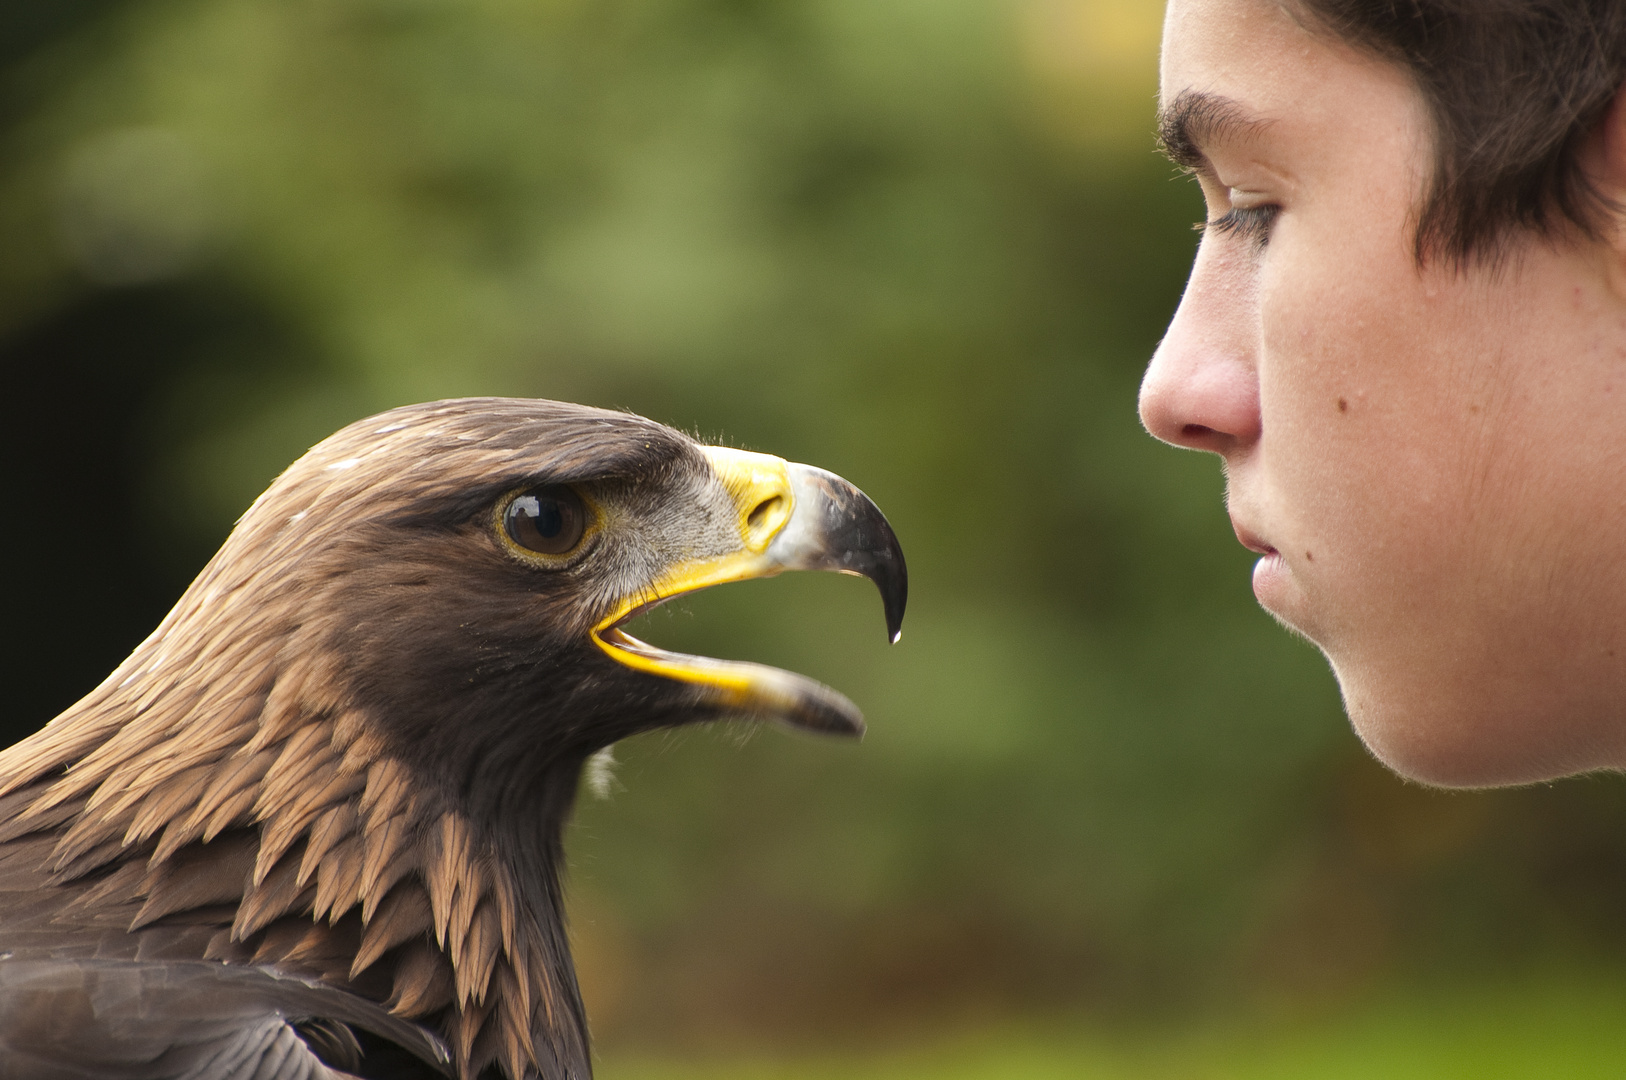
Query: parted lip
591,448,907,736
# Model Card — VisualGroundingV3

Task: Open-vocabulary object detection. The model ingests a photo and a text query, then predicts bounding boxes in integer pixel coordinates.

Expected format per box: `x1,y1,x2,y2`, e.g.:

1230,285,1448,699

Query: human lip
1230,520,1278,557
1232,517,1294,614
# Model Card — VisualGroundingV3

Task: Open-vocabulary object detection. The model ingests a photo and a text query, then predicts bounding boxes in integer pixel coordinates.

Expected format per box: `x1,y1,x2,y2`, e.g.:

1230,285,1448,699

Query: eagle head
0,398,905,1080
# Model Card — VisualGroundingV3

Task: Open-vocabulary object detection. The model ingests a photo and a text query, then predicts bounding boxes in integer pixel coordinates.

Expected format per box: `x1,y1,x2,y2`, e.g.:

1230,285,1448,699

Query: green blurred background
7,0,1626,1075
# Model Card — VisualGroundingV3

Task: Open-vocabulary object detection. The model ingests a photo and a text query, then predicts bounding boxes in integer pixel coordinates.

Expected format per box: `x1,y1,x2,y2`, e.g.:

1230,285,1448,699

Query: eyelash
1200,204,1281,247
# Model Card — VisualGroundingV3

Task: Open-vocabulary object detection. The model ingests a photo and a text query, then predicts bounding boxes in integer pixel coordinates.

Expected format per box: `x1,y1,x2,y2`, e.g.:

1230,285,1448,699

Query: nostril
748,496,784,531
1181,423,1216,439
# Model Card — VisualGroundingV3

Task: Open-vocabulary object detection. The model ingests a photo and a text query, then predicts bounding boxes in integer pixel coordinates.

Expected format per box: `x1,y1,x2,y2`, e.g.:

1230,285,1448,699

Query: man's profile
1141,0,1626,787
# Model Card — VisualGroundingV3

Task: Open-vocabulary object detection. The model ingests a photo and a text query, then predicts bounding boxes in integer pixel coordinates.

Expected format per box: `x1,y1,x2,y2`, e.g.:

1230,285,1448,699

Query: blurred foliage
5,0,1626,1064
602,972,1626,1078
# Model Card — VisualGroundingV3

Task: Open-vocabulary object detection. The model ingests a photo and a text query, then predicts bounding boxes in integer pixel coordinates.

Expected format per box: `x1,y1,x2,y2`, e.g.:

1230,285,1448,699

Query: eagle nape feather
0,398,906,1080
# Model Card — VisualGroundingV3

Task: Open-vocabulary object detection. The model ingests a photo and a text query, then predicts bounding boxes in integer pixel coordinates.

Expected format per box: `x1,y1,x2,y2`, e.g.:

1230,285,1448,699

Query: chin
1351,723,1532,789
1336,664,1623,789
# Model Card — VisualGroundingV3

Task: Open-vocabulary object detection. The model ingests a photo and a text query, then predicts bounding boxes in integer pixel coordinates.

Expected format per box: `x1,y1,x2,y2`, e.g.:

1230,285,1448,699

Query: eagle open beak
591,447,907,735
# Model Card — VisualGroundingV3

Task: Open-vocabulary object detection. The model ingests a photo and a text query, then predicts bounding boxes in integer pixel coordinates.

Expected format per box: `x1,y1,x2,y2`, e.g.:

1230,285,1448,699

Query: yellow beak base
588,445,906,736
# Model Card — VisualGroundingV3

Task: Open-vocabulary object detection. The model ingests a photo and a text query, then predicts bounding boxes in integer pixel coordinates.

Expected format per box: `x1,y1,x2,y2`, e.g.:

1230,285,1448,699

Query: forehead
1159,0,1424,173
1160,0,1303,98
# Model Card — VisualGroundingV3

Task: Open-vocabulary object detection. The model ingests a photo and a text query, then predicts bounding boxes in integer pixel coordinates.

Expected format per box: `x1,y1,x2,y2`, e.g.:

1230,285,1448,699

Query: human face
1142,0,1626,786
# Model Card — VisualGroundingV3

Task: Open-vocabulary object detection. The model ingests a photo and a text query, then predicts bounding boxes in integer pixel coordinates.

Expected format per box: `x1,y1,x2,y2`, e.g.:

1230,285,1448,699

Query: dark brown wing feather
0,958,450,1079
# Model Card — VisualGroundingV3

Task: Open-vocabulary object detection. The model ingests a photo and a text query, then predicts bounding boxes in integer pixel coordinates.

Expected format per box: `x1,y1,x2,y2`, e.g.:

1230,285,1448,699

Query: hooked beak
592,447,908,735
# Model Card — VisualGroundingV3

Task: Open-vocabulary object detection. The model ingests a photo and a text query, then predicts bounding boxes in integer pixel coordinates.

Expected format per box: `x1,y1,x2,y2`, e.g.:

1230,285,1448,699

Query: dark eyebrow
1156,90,1273,171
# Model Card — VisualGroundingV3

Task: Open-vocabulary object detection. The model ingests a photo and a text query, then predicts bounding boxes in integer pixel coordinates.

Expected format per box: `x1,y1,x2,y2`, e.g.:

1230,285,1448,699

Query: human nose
1138,245,1262,456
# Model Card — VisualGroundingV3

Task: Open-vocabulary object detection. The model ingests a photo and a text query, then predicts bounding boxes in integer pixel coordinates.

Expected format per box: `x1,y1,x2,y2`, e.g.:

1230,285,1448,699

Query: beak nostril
748,495,784,532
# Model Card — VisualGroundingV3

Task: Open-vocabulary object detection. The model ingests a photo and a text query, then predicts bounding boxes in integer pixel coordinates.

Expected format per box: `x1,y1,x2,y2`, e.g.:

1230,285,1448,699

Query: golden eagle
0,399,906,1079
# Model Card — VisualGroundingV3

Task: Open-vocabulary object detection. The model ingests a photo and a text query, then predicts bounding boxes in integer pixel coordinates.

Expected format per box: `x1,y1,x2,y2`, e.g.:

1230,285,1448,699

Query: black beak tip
820,710,867,738
874,515,907,644
780,685,867,738
842,484,906,646
881,563,907,644
798,465,908,647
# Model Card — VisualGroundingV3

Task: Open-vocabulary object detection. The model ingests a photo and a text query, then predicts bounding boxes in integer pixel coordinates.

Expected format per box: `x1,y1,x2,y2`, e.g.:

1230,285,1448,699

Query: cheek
1255,234,1626,782
1252,229,1484,631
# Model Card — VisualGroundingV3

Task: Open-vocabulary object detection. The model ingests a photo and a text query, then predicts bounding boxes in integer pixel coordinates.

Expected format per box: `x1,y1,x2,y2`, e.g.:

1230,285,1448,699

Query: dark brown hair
1293,0,1626,263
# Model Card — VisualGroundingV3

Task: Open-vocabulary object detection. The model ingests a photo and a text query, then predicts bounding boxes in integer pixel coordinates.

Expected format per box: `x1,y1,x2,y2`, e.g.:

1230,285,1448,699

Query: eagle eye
503,485,588,557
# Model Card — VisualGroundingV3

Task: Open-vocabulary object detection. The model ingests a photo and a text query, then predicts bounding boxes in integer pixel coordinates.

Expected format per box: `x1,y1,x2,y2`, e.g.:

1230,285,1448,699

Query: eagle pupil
505,485,586,556
535,501,564,537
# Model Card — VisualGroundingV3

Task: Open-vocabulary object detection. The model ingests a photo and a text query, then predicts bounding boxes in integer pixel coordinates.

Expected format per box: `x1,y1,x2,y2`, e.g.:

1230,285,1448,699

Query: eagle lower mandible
0,399,907,1080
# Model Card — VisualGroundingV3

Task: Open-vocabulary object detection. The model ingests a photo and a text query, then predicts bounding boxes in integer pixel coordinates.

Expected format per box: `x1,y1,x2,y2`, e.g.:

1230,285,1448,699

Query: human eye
1200,203,1281,248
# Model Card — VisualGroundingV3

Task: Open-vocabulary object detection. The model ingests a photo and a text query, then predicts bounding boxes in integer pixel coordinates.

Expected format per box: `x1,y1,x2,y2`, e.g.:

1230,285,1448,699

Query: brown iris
504,485,588,556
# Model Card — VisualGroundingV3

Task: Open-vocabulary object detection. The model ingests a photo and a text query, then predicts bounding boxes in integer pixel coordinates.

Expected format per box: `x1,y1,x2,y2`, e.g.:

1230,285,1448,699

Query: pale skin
1141,0,1626,787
